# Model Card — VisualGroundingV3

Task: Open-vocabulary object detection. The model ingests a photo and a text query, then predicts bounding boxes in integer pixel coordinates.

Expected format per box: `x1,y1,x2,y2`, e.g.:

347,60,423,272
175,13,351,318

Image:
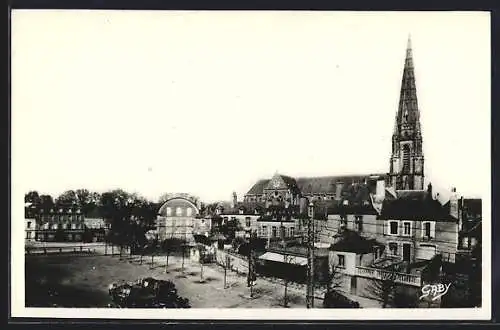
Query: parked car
108,277,190,308
323,291,361,308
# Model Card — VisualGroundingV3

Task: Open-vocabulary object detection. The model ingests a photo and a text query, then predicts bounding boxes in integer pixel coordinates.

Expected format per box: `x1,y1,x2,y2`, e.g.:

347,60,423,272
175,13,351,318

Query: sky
11,10,491,203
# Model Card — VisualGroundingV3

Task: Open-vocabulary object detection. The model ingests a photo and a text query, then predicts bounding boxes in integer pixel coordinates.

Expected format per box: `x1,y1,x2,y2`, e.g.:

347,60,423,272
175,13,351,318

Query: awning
258,252,308,266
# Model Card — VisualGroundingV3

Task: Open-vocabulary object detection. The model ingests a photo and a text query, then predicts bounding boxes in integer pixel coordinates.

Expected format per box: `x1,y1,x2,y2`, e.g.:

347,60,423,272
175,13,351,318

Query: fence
25,243,125,256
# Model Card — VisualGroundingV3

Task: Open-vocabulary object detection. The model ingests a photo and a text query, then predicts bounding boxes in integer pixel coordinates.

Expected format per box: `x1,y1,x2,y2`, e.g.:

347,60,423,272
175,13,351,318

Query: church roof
246,179,270,195
245,173,388,196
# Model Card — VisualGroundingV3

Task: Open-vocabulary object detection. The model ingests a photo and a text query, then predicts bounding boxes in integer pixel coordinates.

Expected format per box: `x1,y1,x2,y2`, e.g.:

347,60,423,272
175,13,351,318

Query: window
71,223,76,229
422,221,435,239
166,207,172,216
27,221,31,229
388,242,398,256
402,144,411,173
403,221,411,236
176,207,182,216
52,223,58,230
290,227,295,237
340,216,347,229
389,221,399,235
272,226,277,238
186,208,192,217
355,216,363,232
245,217,251,227
338,254,345,268
262,226,267,237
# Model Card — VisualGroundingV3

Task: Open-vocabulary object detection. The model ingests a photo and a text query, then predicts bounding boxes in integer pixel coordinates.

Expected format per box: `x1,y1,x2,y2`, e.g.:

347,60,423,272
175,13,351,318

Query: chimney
335,181,344,200
376,180,386,200
299,197,308,214
450,187,459,219
232,191,237,208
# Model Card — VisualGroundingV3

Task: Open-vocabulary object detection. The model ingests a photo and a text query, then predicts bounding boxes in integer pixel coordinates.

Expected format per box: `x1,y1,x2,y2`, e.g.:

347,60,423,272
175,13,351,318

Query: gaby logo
419,283,452,301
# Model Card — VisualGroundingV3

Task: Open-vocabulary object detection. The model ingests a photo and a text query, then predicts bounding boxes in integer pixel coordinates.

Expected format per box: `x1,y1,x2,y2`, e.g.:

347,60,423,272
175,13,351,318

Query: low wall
215,249,248,274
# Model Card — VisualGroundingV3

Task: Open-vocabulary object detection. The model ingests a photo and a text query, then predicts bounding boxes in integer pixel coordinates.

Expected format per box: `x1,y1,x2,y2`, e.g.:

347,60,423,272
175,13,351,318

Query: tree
220,218,241,241
39,195,55,212
365,266,398,308
74,189,101,215
326,265,344,295
25,191,41,205
55,190,78,207
99,189,133,249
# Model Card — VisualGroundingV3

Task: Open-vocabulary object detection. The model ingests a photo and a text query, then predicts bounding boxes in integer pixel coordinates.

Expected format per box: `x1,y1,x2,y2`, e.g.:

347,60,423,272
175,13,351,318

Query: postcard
10,10,491,320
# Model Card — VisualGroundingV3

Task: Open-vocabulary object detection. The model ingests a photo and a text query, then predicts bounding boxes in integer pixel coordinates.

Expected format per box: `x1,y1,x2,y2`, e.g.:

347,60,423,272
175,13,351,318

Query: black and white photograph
10,10,491,320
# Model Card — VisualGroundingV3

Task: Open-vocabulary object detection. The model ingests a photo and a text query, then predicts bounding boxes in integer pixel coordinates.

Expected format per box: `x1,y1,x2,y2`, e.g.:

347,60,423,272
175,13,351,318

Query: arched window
176,207,182,216
402,144,411,173
166,207,172,216
186,208,192,217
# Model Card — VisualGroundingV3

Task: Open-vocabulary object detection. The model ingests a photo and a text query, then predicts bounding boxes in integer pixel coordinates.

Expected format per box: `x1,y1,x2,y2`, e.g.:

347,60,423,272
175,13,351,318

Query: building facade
156,195,201,242
35,207,86,242
25,217,36,241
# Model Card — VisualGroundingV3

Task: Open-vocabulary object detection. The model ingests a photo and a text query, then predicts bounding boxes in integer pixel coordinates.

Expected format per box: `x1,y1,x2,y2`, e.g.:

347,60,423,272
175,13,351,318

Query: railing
355,266,421,287
25,243,118,256
26,245,97,255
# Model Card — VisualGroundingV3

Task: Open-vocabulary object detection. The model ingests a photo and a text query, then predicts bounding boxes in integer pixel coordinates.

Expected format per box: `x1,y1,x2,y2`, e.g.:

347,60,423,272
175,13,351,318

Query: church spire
395,34,420,133
389,35,424,191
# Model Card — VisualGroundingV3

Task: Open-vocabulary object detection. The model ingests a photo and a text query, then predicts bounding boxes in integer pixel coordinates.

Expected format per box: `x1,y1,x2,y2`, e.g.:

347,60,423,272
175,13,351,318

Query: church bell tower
389,35,425,191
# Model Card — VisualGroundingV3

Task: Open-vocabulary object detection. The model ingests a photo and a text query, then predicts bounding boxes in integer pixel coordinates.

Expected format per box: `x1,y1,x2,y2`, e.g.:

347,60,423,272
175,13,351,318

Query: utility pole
248,230,256,298
280,215,289,308
306,202,315,309
182,229,186,272
224,255,229,289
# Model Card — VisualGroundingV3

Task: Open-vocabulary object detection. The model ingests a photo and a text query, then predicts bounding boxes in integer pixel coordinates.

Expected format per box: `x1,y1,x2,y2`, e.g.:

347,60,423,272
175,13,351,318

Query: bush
323,291,360,308
161,238,185,252
232,237,247,251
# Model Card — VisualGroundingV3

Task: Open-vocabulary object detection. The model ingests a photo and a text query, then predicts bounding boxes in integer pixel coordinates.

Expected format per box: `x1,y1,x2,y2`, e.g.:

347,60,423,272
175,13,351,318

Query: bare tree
365,267,398,308
326,265,344,295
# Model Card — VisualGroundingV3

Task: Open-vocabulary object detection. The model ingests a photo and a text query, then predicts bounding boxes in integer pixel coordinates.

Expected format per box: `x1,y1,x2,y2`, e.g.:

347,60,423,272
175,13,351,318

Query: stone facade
35,207,86,242
156,196,200,242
